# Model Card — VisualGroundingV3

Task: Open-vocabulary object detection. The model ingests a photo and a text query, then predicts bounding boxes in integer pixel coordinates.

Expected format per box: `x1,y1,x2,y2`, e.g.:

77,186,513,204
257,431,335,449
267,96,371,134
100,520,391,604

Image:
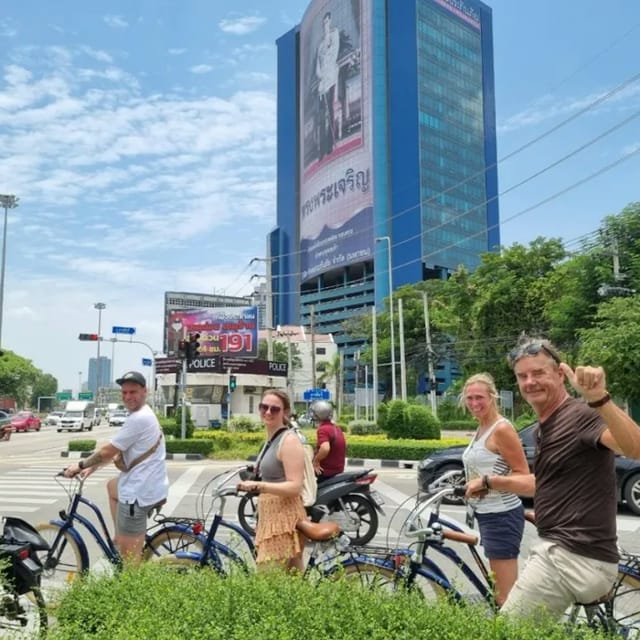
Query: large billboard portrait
299,0,373,281
167,306,258,358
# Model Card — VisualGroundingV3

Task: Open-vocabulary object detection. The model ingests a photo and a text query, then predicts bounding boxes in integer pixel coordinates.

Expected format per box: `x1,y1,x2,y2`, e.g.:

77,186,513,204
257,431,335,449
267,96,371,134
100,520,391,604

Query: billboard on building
299,0,373,281
167,306,259,358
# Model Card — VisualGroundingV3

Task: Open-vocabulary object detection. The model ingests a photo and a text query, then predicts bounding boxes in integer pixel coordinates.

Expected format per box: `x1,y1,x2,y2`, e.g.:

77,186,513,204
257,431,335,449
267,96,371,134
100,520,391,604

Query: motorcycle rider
310,400,346,482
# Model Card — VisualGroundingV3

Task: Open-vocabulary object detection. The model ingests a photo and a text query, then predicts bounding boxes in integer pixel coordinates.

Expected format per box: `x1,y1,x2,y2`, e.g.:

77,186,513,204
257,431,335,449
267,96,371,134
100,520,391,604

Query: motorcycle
237,467,385,545
0,516,50,634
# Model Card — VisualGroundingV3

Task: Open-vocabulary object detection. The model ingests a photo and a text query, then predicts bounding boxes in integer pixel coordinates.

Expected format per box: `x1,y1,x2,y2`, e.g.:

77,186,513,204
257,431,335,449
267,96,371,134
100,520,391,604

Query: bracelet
482,475,491,491
587,393,611,408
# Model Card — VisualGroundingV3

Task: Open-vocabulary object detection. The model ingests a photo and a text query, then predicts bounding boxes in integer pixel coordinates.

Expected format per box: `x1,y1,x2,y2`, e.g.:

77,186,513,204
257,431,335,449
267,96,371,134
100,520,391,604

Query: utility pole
310,305,316,389
398,298,407,401
371,306,378,423
423,292,437,417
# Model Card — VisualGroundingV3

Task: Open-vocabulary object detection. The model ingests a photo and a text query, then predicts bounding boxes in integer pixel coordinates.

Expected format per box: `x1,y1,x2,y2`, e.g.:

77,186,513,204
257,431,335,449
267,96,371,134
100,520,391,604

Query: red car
11,411,41,432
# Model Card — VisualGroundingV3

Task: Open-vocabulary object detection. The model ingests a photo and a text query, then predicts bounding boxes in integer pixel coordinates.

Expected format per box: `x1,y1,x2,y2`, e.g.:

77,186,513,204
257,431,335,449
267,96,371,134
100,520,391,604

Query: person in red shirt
310,400,346,481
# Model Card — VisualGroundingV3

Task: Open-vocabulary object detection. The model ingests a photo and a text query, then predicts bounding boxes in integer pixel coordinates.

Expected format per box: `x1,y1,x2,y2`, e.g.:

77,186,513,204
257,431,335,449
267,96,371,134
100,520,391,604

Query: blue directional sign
141,358,153,366
303,388,330,401
112,326,136,335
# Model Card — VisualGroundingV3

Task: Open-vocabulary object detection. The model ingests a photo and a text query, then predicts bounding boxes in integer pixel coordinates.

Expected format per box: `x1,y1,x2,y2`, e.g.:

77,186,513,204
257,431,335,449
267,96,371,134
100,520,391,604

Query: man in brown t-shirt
466,337,640,620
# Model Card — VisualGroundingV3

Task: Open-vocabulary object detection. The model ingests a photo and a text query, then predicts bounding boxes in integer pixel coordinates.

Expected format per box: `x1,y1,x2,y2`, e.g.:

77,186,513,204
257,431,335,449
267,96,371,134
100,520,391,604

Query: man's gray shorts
116,501,150,536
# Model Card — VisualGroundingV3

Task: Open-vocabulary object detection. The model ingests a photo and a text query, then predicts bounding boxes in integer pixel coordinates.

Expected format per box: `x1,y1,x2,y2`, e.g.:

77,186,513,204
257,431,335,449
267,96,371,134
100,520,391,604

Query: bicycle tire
609,571,640,636
150,542,249,576
333,494,379,546
336,560,446,600
237,492,258,537
0,584,47,637
143,527,204,562
35,523,84,601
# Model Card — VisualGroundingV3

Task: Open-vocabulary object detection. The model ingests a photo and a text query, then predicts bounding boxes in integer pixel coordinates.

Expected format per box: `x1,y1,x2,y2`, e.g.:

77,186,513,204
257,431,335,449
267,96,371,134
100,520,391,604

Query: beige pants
501,540,618,620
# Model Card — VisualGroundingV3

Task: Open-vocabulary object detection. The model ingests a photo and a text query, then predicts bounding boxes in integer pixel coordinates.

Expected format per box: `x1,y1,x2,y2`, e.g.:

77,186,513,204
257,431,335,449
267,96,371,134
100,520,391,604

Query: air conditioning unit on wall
244,386,256,394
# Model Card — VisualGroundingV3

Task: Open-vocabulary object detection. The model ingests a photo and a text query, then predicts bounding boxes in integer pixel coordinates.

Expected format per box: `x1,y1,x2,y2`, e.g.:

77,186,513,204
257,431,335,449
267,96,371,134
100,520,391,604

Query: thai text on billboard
168,306,258,358
299,0,373,282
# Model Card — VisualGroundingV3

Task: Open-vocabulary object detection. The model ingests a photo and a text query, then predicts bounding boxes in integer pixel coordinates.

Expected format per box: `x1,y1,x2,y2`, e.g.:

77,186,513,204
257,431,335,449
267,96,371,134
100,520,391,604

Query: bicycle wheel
143,527,204,562
609,572,640,637
237,492,258,537
150,542,248,576
336,559,446,600
35,523,84,602
0,584,47,637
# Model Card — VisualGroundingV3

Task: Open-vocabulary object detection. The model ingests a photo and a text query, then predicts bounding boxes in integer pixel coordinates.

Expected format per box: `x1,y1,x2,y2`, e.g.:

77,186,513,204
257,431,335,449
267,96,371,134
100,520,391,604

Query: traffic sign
78,392,94,400
303,388,330,401
56,392,72,401
142,358,152,366
112,326,136,335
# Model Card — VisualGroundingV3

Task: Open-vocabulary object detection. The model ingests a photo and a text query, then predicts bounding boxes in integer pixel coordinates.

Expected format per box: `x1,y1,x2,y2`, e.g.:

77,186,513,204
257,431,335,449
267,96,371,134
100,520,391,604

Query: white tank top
462,418,522,514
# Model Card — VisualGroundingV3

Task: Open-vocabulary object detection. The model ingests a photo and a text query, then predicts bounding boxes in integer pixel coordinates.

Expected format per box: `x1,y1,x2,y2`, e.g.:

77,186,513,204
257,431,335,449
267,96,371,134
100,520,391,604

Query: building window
316,347,327,355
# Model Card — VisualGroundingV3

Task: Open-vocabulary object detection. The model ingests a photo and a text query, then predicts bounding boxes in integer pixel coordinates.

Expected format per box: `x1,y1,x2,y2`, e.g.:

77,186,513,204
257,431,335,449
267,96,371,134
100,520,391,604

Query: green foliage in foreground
47,564,607,640
67,439,96,452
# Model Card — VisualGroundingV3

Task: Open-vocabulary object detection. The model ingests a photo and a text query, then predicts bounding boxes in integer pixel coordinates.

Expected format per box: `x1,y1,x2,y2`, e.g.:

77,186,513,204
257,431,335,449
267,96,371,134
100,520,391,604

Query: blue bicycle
35,473,204,600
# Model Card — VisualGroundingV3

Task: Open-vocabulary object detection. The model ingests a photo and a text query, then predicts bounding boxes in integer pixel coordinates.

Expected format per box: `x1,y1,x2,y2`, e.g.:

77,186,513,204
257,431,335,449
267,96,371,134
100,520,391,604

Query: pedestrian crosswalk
0,465,118,515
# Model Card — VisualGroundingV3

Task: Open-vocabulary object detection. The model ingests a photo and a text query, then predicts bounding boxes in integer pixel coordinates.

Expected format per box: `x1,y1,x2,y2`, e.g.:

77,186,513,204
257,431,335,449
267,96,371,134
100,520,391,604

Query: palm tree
316,353,342,414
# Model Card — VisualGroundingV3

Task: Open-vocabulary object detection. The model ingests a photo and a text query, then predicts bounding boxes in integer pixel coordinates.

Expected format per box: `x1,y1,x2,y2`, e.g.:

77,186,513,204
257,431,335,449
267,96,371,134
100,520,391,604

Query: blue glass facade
274,0,499,392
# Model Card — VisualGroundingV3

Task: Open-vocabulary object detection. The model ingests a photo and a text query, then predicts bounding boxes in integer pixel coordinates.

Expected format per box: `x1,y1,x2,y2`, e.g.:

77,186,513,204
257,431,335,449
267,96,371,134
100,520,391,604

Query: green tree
0,351,40,408
31,372,58,410
577,296,640,400
257,338,302,369
316,353,342,411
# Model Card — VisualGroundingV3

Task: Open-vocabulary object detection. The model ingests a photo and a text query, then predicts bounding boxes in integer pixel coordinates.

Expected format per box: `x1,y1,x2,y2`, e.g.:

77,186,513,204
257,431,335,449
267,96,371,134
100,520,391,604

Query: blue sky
0,0,639,395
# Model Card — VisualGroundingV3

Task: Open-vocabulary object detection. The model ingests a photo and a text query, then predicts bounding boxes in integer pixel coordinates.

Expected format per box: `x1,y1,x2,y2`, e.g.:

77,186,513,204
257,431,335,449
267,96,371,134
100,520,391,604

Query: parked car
10,411,42,433
417,422,640,516
44,411,65,427
109,410,128,427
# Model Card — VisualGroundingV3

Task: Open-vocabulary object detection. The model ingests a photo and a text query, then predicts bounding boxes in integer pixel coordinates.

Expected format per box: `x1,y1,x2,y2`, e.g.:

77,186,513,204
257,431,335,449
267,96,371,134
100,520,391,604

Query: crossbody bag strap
254,427,288,475
116,433,163,473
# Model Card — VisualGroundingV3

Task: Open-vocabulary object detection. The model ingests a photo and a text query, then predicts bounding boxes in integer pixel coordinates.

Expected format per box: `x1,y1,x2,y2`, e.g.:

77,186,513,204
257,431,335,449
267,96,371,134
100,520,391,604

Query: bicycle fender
46,519,90,570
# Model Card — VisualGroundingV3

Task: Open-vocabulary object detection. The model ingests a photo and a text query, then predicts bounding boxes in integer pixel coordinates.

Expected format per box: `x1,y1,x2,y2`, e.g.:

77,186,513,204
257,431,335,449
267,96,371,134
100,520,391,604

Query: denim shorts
475,505,524,560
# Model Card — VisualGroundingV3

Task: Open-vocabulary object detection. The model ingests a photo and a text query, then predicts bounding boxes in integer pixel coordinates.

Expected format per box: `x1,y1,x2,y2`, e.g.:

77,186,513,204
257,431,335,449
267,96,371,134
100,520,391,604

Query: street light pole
0,194,19,349
94,302,106,399
375,236,396,400
78,371,82,398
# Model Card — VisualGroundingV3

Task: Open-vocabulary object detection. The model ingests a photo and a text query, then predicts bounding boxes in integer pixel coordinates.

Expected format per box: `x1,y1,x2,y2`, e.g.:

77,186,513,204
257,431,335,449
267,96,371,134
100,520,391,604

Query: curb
61,451,204,461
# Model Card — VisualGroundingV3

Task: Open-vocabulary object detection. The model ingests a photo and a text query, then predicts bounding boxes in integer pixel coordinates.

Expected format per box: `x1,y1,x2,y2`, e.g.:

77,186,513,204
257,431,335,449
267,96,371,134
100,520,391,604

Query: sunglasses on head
508,341,561,368
258,403,282,415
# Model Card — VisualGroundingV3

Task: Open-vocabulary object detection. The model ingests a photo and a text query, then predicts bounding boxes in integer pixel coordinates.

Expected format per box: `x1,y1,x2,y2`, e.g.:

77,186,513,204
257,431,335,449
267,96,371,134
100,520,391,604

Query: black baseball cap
116,371,146,387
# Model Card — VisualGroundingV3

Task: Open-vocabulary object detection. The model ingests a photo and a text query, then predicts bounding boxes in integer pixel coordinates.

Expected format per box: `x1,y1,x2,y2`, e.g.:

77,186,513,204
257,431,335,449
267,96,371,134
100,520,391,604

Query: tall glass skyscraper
271,0,499,390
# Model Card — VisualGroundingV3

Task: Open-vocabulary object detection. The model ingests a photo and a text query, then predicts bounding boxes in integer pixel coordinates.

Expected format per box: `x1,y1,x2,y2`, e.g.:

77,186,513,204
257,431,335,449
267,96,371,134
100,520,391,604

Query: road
1,424,639,572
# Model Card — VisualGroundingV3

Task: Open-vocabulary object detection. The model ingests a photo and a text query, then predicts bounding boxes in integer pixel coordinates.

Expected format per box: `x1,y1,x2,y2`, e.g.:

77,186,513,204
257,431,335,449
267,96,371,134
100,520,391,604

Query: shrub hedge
47,564,606,640
68,440,97,452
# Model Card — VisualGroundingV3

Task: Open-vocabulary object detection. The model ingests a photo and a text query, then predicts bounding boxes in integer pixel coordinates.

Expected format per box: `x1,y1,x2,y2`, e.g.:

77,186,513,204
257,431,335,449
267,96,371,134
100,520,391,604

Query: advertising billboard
167,306,258,358
299,0,373,281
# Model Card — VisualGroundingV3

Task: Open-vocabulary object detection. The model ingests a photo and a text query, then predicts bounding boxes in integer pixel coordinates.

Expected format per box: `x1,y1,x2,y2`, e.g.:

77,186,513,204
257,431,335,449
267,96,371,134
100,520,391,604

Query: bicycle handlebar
405,485,468,540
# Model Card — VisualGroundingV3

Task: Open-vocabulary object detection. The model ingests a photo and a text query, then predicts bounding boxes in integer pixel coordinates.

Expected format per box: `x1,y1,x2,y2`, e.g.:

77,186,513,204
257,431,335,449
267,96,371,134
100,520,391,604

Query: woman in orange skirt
237,389,307,571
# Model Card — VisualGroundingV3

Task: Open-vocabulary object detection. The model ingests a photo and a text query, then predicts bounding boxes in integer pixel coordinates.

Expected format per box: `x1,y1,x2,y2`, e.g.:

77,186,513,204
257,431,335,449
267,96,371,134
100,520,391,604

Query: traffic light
229,375,237,392
178,340,187,358
187,333,201,359
78,333,99,341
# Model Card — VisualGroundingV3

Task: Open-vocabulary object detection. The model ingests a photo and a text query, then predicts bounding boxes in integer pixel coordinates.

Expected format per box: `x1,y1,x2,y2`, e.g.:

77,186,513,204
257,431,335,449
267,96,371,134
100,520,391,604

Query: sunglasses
508,341,561,368
258,403,282,415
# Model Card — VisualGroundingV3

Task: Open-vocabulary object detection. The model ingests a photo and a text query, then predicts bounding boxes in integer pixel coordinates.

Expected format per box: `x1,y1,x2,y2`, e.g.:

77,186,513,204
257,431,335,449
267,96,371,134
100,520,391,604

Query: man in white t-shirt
64,371,168,561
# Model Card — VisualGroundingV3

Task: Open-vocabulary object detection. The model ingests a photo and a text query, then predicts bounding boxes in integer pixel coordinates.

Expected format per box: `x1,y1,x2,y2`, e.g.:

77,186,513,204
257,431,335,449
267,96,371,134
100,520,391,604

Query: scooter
0,516,50,634
237,468,385,545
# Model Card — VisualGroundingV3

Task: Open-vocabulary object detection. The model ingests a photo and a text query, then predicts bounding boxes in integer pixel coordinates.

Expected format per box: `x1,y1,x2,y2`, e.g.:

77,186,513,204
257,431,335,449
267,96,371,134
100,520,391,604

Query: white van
58,401,96,432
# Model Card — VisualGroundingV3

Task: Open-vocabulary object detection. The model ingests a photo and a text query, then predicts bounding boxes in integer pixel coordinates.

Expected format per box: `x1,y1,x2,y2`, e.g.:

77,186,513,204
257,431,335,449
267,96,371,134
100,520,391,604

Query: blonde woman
461,373,528,606
237,389,307,571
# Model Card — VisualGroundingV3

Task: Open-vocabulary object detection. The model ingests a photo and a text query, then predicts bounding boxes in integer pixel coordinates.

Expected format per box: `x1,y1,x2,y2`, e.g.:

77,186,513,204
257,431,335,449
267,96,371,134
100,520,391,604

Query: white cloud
189,64,213,74
103,15,129,29
168,48,186,56
0,18,17,38
219,15,266,35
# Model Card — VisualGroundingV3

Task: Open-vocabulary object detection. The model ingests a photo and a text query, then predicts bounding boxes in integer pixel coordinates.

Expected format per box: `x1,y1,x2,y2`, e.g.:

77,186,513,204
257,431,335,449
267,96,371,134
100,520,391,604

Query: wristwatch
78,459,85,470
